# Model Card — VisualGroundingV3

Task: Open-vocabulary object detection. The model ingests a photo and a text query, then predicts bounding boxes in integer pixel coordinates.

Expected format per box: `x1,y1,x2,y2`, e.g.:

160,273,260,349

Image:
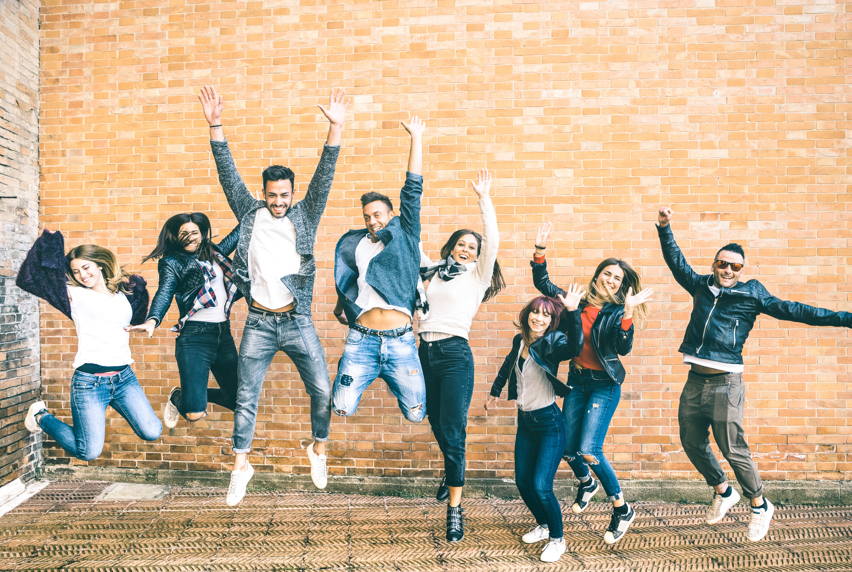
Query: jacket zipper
695,295,720,355
733,319,738,349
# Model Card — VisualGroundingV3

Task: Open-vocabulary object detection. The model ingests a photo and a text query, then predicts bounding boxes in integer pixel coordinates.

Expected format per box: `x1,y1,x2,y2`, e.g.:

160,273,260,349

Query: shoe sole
571,481,600,514
163,388,180,429
25,401,45,433
747,504,774,542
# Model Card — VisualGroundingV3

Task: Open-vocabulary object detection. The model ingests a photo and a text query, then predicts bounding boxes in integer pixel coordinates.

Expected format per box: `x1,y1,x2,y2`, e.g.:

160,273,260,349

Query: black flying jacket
489,310,583,401
658,223,852,365
531,259,634,385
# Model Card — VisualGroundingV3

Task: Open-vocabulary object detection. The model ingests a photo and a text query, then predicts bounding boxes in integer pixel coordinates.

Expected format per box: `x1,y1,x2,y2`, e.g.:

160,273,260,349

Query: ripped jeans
332,325,426,423
562,367,623,501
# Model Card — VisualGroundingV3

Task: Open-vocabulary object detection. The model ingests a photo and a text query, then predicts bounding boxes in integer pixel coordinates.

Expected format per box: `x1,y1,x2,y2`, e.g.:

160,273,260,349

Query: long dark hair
514,296,563,347
142,213,216,264
439,228,505,302
586,257,649,329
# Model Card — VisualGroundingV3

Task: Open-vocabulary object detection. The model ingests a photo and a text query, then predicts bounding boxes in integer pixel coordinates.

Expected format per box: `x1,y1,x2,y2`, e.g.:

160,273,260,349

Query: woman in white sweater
417,169,504,542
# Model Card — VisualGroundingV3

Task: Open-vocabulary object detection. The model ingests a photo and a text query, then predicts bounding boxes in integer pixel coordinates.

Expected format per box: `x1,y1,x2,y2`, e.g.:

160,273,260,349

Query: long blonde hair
65,244,132,294
585,258,649,329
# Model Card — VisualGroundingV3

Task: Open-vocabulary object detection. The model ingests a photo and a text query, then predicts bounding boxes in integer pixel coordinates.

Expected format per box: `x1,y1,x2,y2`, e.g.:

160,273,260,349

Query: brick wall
38,1,851,484
0,0,41,486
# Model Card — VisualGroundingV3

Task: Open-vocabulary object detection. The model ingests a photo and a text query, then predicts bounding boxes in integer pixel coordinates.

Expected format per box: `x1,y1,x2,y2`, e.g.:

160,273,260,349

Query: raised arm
143,260,180,329
530,222,565,298
397,116,425,238
15,229,72,320
199,86,257,221
656,207,703,296
469,169,500,284
215,224,241,257
758,282,852,328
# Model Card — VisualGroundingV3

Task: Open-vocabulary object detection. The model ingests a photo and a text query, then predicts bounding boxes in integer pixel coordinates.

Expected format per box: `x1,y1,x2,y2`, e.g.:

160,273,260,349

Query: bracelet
209,124,222,128
333,310,343,316
534,244,546,250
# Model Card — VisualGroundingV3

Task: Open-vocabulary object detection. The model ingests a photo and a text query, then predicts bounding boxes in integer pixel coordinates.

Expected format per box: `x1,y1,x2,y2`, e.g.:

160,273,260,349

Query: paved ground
1,481,852,571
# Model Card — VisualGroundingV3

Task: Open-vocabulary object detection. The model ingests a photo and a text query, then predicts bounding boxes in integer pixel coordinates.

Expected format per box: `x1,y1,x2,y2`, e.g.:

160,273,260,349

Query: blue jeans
420,336,474,487
234,310,331,453
563,367,623,501
332,325,426,423
175,321,238,417
515,402,566,540
39,367,162,461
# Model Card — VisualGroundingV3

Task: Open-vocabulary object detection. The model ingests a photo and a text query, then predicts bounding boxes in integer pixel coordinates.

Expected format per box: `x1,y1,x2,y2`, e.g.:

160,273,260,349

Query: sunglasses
713,260,743,272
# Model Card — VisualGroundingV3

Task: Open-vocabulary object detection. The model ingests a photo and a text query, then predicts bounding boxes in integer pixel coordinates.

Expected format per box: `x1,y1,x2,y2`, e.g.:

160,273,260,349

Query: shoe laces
747,507,766,534
709,493,725,514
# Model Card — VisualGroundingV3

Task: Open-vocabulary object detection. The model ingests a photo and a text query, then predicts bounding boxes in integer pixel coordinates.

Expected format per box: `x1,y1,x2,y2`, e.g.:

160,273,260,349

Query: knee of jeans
402,402,425,423
185,411,206,422
78,445,104,462
140,421,163,441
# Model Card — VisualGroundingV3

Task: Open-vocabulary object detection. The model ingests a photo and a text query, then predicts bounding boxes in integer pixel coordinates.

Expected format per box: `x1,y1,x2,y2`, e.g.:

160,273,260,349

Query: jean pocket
71,374,99,391
245,314,263,328
295,317,321,361
726,381,745,408
345,329,365,346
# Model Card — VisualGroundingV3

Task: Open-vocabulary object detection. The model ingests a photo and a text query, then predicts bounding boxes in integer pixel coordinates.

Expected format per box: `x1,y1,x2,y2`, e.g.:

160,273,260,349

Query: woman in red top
531,222,653,546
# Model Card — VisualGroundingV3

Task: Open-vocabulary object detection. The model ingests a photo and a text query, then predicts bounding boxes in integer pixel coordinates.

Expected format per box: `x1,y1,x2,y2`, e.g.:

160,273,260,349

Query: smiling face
265,179,293,218
69,258,106,290
712,250,745,288
527,307,553,339
594,264,624,298
363,200,395,239
179,222,202,253
451,233,479,264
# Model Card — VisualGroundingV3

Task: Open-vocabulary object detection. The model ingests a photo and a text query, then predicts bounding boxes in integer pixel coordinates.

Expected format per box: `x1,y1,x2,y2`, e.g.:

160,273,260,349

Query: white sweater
419,197,499,340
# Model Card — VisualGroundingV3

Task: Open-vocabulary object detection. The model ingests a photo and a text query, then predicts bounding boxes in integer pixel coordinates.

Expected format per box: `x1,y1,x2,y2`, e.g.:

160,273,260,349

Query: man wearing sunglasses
657,206,852,542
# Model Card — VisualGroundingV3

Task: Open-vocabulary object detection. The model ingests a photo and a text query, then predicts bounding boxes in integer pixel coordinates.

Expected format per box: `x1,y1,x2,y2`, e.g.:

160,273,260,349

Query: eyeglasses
713,260,743,272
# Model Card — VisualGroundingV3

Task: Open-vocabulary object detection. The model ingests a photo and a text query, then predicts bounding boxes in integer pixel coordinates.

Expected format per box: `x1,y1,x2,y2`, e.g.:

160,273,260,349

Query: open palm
318,89,350,126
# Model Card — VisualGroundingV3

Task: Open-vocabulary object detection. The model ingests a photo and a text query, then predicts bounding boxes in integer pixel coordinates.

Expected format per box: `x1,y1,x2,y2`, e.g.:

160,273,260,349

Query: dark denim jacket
659,223,852,364
16,229,149,325
489,312,583,401
146,225,242,327
334,172,424,326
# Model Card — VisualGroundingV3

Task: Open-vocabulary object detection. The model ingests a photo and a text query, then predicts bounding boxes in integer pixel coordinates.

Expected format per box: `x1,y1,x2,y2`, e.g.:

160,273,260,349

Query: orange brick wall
38,1,852,484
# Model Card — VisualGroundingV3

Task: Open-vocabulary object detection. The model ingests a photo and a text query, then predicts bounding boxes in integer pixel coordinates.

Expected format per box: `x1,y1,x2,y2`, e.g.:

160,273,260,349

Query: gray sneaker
163,387,181,429
706,487,740,524
747,499,774,542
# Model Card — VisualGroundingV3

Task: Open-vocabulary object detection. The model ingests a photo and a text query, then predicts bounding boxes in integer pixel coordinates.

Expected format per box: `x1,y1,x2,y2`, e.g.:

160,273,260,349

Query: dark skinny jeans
174,321,238,417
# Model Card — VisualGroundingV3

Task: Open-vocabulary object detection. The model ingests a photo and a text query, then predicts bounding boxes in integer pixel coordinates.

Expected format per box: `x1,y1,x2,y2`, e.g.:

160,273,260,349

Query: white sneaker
307,442,328,489
706,487,741,524
747,499,774,542
163,387,181,429
540,538,566,563
522,525,550,544
226,462,254,506
25,401,46,433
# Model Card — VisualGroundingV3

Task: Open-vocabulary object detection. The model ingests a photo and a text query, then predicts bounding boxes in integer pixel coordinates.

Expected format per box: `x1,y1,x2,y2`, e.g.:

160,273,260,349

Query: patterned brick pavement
2,481,852,571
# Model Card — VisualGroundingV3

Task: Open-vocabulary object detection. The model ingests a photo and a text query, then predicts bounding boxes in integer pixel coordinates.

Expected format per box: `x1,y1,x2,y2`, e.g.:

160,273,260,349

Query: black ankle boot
446,505,464,542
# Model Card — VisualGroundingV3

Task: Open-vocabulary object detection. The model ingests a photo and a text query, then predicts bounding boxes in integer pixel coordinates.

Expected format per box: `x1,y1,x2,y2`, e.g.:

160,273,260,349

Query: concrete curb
43,466,852,505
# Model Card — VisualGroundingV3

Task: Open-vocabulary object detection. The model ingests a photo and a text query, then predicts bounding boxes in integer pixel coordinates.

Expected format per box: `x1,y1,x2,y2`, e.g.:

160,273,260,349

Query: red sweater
533,252,631,370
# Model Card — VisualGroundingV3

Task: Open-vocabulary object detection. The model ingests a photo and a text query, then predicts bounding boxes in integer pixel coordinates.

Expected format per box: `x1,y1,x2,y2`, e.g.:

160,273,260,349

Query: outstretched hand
401,116,426,139
470,168,491,199
557,282,587,312
623,287,654,316
536,222,553,250
126,319,156,338
658,207,673,227
198,86,224,126
318,88,350,127
484,395,498,413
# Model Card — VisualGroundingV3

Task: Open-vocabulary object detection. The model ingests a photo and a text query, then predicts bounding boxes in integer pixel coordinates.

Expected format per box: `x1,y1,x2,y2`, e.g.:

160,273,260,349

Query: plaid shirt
172,251,238,332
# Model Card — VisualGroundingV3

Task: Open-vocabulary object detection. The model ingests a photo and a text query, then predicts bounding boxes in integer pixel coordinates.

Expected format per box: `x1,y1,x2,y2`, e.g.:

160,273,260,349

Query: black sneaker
446,505,464,542
436,475,449,502
603,505,635,545
571,477,600,514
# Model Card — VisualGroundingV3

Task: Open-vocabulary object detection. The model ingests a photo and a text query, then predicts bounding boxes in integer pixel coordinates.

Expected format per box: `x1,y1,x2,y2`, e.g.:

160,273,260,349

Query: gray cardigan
210,139,340,317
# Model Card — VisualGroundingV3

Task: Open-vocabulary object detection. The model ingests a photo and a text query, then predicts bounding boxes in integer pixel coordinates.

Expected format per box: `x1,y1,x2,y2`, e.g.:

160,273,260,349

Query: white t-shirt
248,207,301,309
187,260,228,323
354,235,411,318
69,286,134,370
682,282,744,373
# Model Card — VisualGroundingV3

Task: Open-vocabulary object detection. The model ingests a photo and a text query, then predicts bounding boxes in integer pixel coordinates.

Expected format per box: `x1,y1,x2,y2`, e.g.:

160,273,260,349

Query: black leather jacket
489,310,583,401
146,226,242,327
531,260,634,384
659,223,852,365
